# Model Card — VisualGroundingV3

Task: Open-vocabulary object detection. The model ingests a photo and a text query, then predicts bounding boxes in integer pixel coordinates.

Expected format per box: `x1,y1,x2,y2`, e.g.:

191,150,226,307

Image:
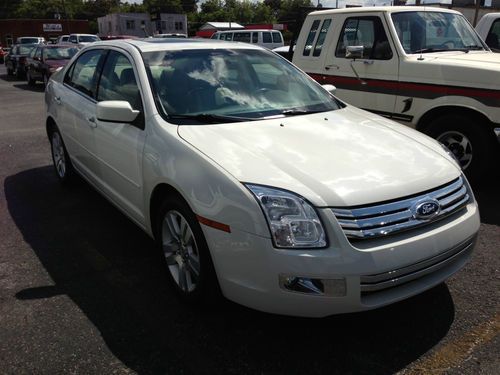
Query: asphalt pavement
0,65,498,374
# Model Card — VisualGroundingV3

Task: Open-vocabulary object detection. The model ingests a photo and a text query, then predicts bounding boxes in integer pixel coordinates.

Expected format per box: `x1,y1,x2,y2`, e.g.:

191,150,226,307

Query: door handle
54,96,61,104
87,116,97,128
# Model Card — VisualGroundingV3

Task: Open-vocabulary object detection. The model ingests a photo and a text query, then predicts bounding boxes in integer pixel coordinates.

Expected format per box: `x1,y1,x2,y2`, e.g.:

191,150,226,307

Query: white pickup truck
476,12,500,52
293,6,500,183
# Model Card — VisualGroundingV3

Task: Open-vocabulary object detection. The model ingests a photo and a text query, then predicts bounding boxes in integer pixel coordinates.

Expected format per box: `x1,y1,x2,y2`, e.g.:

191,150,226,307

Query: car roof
88,38,265,53
309,5,460,16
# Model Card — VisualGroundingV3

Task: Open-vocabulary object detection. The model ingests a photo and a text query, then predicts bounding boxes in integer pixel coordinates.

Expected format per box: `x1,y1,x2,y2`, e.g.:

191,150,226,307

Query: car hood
404,51,500,89
177,106,460,207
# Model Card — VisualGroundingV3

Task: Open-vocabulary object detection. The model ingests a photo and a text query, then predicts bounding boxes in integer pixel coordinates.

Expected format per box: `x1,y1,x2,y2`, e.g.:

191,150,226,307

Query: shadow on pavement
5,166,456,374
13,82,45,92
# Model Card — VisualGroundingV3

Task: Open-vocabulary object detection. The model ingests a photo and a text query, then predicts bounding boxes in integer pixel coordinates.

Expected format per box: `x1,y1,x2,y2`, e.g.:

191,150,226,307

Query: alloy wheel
161,210,201,293
51,132,66,178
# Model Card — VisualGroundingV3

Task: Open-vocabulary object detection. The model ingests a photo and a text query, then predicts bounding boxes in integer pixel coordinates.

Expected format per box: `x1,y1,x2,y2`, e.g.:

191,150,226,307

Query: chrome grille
332,176,470,240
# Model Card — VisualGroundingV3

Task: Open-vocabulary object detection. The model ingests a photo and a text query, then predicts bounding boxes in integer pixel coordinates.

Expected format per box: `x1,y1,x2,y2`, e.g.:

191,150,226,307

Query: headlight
246,184,327,249
440,142,461,168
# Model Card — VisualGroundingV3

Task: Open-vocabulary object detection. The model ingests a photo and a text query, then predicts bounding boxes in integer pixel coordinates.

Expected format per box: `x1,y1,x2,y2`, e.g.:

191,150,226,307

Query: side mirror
322,84,336,95
96,101,140,123
346,45,364,59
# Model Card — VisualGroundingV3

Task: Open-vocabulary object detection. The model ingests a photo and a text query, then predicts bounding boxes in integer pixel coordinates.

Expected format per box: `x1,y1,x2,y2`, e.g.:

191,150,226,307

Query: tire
425,114,495,184
49,127,75,185
16,66,24,79
156,196,220,305
27,70,35,86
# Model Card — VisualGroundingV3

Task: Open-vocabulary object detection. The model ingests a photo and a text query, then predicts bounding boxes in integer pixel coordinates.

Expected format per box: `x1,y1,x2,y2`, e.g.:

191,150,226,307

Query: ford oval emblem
412,199,441,220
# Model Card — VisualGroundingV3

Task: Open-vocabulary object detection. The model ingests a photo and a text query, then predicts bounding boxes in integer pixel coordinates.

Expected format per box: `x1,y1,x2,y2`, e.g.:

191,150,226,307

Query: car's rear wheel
157,197,220,304
49,128,75,184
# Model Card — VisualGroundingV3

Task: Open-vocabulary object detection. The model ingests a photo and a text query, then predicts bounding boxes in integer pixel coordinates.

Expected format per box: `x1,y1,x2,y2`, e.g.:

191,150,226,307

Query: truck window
272,32,282,44
313,19,332,57
252,32,258,43
263,32,272,43
303,19,321,56
486,19,500,52
336,17,392,60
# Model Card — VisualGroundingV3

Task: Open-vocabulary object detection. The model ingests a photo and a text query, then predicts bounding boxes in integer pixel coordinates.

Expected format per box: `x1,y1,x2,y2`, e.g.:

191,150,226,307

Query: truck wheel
426,114,495,184
156,196,220,305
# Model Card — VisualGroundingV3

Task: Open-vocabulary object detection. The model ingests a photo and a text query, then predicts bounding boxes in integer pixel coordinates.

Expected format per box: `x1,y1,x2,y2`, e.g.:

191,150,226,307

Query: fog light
279,274,346,297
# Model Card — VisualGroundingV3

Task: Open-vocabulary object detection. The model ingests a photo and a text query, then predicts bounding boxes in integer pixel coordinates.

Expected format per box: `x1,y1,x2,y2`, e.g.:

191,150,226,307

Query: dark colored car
25,44,80,86
5,44,37,78
0,44,7,64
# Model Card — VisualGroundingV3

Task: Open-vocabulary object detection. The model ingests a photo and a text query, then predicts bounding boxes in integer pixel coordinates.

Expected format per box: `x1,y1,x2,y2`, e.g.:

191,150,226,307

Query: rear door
60,48,107,180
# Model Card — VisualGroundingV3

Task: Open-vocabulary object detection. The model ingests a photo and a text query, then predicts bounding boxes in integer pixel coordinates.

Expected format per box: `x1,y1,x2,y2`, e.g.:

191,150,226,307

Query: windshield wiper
281,109,324,116
413,48,450,54
168,113,255,123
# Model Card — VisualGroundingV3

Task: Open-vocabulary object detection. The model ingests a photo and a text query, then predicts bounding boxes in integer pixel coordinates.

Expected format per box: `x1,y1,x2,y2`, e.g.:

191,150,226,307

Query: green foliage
2,0,315,38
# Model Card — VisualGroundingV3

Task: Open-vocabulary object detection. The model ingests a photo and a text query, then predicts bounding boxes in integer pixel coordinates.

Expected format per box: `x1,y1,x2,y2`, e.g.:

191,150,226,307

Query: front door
322,13,400,118
93,49,146,225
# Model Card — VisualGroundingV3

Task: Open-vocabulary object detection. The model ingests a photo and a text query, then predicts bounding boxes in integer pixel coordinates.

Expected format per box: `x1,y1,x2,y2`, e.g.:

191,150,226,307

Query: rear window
303,19,320,56
272,32,282,43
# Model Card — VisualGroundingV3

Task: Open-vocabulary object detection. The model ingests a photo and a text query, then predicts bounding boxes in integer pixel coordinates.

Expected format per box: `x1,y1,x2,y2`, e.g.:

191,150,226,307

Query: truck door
321,14,399,118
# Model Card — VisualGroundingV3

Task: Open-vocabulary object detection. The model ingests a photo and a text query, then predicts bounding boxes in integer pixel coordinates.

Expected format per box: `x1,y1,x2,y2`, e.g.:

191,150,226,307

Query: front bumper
202,200,480,318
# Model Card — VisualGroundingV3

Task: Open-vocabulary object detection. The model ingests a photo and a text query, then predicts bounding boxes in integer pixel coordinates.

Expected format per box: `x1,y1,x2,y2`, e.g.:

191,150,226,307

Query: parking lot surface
0,64,498,374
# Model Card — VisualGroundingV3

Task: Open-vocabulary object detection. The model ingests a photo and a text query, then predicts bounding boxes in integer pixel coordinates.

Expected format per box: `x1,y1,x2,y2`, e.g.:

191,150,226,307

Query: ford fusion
45,39,480,317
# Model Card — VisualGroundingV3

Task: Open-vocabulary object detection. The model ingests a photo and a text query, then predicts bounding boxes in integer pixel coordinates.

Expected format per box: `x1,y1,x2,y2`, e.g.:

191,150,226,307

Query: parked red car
25,44,79,86
0,44,7,64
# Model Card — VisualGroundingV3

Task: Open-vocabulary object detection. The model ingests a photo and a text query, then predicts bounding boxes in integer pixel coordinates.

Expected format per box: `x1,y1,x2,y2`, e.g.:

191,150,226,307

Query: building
196,22,244,38
0,19,89,46
97,13,187,38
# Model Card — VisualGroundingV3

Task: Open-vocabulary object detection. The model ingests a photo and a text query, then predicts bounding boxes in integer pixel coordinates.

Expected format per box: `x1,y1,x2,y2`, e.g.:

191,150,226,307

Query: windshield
19,45,36,55
44,47,79,60
391,11,485,54
19,38,40,44
143,48,341,123
79,35,99,43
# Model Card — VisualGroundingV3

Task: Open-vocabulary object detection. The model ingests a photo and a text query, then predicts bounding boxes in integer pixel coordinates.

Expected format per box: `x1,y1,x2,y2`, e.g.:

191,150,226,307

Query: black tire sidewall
156,197,219,304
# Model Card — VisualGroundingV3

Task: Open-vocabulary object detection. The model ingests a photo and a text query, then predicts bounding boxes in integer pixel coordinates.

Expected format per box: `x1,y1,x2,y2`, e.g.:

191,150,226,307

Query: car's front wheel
49,127,75,184
157,197,219,304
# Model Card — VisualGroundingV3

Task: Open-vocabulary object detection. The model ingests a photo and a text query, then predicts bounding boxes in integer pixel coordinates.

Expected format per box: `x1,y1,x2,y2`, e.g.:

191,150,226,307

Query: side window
262,32,272,43
225,33,233,41
233,32,251,43
35,47,42,59
303,19,321,56
65,49,104,98
272,32,282,43
252,32,258,43
313,19,332,57
486,20,500,52
97,51,142,112
336,17,393,60
69,35,77,43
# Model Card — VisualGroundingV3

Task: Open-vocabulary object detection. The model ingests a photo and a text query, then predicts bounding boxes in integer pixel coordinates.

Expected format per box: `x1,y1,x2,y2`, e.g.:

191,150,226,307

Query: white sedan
45,39,480,317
